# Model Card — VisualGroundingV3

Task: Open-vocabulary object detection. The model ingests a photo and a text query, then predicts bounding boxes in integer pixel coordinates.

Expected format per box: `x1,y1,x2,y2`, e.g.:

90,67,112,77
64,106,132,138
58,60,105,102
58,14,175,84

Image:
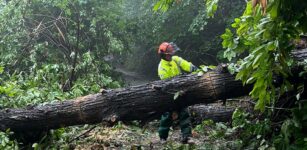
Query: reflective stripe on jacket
158,56,194,80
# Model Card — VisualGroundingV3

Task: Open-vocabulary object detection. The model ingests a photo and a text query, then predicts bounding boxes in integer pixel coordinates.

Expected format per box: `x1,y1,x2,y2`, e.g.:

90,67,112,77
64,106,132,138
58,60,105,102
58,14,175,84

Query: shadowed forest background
0,0,307,149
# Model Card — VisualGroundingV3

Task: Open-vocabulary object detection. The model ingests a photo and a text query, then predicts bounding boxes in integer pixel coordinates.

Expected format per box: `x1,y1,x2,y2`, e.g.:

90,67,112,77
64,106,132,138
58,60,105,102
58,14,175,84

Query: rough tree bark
188,99,255,125
189,104,235,124
0,71,249,132
0,49,306,132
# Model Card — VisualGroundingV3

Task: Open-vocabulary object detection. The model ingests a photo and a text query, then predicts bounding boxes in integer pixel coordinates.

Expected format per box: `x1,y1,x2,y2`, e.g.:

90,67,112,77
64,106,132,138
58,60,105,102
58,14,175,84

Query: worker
157,42,197,144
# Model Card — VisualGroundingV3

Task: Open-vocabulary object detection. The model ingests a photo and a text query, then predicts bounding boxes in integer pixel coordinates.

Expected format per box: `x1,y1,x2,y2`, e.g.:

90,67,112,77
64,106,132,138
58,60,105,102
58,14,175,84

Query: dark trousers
158,108,192,140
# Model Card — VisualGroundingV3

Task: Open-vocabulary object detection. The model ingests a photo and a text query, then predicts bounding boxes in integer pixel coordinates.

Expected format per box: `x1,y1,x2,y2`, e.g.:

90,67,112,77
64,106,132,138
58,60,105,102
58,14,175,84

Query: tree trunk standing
65,7,81,92
0,71,249,132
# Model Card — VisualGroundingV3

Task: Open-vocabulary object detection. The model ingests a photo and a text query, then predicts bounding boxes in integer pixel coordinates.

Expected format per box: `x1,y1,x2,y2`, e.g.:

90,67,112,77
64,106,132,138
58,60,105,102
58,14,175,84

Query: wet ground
72,121,237,150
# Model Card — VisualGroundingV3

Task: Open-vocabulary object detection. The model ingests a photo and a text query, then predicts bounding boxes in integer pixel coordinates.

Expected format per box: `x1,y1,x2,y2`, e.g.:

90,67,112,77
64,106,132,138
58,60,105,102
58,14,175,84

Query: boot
160,138,167,144
181,136,195,144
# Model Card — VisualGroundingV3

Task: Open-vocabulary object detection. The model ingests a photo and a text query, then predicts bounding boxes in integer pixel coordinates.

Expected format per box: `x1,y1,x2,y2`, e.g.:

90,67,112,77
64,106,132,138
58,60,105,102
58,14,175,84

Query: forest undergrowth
1,0,307,149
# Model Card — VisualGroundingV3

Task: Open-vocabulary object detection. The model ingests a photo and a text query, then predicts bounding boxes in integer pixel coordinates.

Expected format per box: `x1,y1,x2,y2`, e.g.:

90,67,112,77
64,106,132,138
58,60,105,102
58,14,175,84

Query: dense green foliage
221,1,307,148
225,0,307,149
222,0,307,111
0,0,124,108
0,0,125,148
155,0,307,149
122,0,244,76
0,0,306,149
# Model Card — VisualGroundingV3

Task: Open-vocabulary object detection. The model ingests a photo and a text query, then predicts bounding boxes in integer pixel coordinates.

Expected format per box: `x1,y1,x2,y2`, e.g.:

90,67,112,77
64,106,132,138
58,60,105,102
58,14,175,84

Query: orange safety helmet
158,42,180,55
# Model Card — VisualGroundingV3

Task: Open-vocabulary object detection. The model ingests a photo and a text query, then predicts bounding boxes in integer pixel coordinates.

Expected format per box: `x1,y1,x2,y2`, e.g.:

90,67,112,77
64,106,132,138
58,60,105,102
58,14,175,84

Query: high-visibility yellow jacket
158,56,195,80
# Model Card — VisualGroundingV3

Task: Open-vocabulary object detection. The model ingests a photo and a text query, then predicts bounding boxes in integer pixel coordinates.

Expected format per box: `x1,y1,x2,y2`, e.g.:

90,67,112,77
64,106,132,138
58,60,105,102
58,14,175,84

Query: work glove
191,65,198,72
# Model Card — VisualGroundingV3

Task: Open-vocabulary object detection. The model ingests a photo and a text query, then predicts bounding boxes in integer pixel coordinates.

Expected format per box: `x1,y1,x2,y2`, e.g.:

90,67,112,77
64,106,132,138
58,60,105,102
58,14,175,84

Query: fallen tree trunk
189,99,255,124
0,49,306,132
0,71,249,132
189,104,235,124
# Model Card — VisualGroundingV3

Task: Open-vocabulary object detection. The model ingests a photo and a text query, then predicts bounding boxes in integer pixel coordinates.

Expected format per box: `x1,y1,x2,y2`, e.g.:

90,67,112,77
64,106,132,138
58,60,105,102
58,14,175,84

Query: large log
0,71,249,132
189,99,254,124
189,104,235,124
0,49,306,132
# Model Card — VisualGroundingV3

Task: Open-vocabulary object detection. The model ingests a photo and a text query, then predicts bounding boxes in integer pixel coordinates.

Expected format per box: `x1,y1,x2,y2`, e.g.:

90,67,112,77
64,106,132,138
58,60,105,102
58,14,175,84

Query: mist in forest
116,0,245,85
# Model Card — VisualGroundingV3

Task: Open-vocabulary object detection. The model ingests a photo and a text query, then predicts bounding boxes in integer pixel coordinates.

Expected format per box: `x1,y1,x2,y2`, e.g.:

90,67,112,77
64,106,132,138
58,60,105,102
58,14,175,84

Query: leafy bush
0,130,18,150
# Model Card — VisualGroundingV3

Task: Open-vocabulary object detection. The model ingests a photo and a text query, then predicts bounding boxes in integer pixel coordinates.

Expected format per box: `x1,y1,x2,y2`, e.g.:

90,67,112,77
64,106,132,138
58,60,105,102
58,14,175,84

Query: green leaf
153,1,162,11
174,91,180,100
235,70,245,81
266,41,276,51
269,0,280,19
202,66,208,72
206,0,219,18
208,65,217,69
296,93,300,100
0,66,4,74
32,143,39,149
197,71,204,77
255,97,265,112
252,53,263,69
244,1,253,15
246,77,255,84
